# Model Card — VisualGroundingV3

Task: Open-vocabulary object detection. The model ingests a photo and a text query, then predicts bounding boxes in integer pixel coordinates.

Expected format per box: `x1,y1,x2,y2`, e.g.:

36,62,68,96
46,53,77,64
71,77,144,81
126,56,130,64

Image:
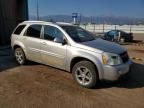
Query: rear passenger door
23,24,42,63
40,25,67,70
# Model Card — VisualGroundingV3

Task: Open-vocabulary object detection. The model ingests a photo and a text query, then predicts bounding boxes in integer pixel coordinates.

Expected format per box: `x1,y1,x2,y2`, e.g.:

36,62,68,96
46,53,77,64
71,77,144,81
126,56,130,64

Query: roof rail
56,22,73,25
22,21,73,25
23,21,45,23
22,20,57,24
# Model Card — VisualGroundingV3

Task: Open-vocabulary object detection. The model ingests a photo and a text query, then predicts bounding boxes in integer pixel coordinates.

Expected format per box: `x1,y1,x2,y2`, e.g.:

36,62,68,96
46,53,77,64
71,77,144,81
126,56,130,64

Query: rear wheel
72,61,98,88
14,48,26,65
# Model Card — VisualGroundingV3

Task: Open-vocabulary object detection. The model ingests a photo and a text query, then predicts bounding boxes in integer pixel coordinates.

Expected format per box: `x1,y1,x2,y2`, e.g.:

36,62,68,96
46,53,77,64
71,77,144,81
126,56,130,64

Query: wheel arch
13,42,27,58
70,56,103,79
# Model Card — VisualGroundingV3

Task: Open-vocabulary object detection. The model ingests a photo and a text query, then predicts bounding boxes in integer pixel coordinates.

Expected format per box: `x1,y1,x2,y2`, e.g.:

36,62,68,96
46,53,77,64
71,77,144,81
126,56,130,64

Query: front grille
119,51,129,63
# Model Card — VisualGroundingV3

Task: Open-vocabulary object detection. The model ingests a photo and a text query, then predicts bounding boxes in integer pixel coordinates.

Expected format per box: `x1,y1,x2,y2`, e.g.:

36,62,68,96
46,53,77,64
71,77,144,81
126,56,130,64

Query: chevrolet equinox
11,21,132,88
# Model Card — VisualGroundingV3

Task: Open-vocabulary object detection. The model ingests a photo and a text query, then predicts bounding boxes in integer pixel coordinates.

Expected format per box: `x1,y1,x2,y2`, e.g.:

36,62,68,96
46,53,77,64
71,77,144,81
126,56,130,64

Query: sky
28,0,144,18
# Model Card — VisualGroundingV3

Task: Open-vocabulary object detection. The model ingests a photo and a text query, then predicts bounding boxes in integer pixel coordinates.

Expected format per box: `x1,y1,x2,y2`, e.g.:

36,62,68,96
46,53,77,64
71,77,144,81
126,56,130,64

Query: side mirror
54,37,67,45
62,38,67,45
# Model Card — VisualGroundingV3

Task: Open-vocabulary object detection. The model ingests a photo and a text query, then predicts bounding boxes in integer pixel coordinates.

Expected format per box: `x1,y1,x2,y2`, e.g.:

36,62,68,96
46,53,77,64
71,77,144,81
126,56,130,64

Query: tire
72,60,98,88
14,47,26,65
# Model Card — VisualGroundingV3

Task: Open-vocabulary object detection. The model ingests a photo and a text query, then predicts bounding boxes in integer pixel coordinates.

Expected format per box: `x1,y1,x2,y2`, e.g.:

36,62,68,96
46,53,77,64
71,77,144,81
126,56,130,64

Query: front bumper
102,60,132,81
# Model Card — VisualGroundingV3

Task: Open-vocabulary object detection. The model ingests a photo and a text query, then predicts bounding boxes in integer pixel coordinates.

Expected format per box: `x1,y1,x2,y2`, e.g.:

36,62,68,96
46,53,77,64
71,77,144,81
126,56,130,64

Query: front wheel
72,61,98,88
14,48,26,65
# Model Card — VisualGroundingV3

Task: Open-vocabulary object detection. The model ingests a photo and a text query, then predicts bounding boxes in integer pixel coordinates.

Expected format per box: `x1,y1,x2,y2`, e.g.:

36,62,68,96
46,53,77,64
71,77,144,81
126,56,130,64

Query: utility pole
130,23,132,33
36,0,39,20
103,21,105,33
90,16,93,24
115,24,116,31
79,13,82,24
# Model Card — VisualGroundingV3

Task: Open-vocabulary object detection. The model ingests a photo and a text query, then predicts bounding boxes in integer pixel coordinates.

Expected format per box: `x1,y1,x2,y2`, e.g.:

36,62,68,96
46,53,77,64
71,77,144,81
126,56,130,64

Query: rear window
13,25,26,35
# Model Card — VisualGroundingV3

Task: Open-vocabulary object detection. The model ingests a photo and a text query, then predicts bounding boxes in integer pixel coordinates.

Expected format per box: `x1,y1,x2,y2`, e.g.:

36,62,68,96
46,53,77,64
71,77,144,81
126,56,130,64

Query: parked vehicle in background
11,21,132,88
104,30,133,43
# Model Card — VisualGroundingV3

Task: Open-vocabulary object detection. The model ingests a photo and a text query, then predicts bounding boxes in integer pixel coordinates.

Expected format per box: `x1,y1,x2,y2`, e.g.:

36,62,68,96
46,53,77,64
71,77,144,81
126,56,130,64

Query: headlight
102,52,122,65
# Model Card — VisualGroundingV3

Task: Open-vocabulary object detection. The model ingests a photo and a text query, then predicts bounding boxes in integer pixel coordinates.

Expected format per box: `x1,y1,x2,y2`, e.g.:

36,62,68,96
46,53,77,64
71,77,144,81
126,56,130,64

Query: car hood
81,38,126,54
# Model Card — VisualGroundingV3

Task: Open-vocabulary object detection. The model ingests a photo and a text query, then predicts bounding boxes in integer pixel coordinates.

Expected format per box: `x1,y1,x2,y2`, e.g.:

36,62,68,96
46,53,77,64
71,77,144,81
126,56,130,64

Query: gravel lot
0,34,144,108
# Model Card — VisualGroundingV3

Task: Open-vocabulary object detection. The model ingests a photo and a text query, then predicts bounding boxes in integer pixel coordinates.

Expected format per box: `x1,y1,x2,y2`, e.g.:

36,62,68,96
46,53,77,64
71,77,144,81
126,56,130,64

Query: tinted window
44,25,64,42
108,30,118,36
119,31,126,35
61,26,95,42
25,25,42,38
14,25,26,35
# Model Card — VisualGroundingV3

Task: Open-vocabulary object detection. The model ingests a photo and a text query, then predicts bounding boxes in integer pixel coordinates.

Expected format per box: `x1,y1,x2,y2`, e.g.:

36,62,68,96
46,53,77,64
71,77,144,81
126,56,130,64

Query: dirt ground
0,34,144,108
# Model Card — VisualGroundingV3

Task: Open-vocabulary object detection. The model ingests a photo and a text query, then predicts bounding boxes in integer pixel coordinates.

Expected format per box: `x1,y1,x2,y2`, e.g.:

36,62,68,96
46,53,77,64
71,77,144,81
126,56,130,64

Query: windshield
61,26,95,42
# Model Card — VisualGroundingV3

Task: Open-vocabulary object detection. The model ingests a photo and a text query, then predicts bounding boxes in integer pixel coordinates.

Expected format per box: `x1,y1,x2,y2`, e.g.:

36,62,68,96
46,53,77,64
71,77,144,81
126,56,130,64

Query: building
0,0,28,45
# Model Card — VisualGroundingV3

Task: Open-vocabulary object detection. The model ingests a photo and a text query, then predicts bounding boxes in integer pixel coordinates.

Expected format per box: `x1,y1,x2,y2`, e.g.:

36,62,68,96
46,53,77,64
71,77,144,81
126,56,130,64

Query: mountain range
29,15,144,25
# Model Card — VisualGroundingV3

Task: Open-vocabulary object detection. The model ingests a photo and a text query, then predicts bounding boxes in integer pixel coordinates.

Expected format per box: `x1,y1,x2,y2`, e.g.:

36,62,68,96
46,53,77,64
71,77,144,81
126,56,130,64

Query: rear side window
13,25,26,35
25,25,42,38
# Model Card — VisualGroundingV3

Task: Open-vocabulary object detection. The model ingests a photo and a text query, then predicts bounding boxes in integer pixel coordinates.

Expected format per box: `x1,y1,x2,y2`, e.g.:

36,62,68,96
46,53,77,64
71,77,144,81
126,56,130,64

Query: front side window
14,25,26,35
109,30,119,36
61,26,95,42
44,25,64,43
25,24,42,38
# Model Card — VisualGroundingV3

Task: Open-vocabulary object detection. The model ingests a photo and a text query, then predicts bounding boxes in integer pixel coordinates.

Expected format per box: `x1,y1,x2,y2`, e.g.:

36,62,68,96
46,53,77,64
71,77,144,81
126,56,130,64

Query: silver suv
11,21,132,88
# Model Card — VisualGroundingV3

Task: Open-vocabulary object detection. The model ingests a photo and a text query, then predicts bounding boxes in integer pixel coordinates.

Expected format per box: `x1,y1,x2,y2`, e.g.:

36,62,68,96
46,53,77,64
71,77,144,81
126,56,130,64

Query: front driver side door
40,25,67,70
